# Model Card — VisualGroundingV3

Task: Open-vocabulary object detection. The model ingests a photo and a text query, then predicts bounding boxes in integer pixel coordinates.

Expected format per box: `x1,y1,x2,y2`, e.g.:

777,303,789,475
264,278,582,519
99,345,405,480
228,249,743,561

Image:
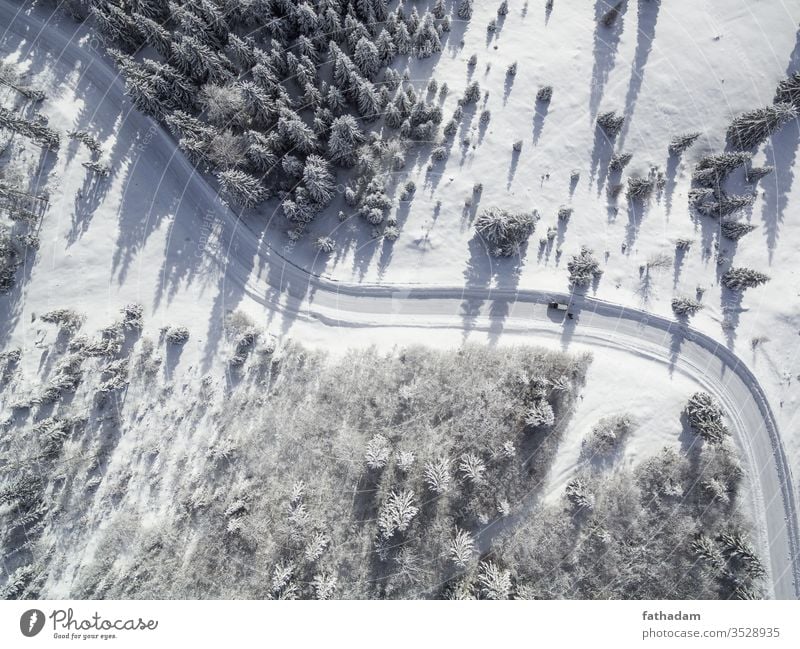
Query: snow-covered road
1,1,797,598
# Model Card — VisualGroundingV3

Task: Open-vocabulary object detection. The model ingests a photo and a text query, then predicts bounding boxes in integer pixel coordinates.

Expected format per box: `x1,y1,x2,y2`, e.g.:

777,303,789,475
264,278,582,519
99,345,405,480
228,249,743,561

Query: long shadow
460,236,493,340
589,0,629,118
760,119,799,261
760,27,800,262
589,124,616,189
532,100,549,145
618,0,660,146
663,153,680,215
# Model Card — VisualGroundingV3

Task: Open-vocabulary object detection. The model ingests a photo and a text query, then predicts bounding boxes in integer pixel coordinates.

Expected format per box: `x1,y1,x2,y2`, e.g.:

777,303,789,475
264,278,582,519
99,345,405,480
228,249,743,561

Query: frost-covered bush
314,236,335,254
120,303,144,331
597,111,624,137
567,246,602,286
474,208,536,256
581,414,634,460
726,103,797,150
524,399,555,428
685,392,729,444
41,309,84,334
536,85,553,102
365,433,391,470
565,478,594,511
165,326,190,345
377,490,418,539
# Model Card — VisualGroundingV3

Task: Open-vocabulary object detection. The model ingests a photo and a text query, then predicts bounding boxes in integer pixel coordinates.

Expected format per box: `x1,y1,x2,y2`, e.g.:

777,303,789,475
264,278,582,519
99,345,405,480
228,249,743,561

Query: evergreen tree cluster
87,0,462,238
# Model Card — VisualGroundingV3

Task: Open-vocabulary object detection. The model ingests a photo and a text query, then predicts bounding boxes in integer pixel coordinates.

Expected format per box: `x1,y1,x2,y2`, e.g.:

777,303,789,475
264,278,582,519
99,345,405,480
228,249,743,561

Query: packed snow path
1,1,797,599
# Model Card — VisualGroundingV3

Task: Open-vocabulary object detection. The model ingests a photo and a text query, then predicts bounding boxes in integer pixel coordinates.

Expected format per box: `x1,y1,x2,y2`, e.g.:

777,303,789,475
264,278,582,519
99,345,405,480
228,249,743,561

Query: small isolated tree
668,132,701,156
726,103,797,150
597,111,624,137
609,152,632,171
537,85,553,102
685,392,729,444
463,80,481,104
458,0,474,20
567,246,602,286
217,170,267,208
721,267,770,291
721,220,757,241
671,296,703,317
314,236,335,254
474,208,536,256
626,176,655,201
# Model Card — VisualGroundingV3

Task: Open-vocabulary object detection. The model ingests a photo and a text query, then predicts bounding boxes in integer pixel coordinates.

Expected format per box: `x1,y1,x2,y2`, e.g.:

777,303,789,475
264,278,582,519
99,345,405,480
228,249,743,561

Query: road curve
1,1,797,599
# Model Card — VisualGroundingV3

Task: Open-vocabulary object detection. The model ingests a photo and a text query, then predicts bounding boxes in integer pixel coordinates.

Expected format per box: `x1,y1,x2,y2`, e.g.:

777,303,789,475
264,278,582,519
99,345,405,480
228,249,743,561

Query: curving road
1,0,797,598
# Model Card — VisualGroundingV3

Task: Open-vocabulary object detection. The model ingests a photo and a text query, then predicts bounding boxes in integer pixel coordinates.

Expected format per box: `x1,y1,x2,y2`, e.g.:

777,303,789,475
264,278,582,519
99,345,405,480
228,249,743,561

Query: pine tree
376,29,397,65
327,115,366,166
668,132,701,156
294,2,319,35
413,12,442,59
685,392,729,444
671,297,703,317
458,0,474,20
720,220,757,241
721,267,770,291
692,152,751,187
354,37,380,80
216,170,267,208
727,103,797,150
775,71,800,108
433,0,446,20
302,155,336,205
424,457,452,494
567,246,603,286
394,22,412,55
463,80,481,103
597,111,624,137
448,528,476,567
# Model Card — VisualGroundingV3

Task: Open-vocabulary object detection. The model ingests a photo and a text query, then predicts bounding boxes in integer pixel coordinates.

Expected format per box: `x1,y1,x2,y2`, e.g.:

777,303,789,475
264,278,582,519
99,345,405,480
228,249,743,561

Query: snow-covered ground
1,0,799,597
253,0,800,473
